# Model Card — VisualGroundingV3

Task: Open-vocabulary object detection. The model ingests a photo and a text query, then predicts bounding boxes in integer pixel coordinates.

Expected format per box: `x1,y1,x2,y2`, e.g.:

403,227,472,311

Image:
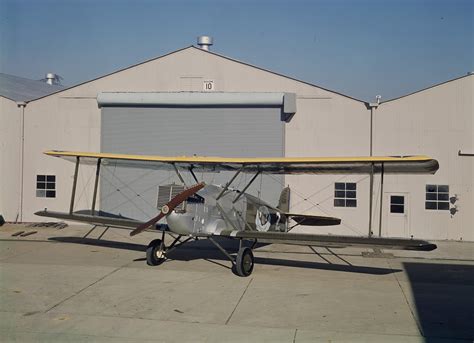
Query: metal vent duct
197,36,213,51
44,73,61,85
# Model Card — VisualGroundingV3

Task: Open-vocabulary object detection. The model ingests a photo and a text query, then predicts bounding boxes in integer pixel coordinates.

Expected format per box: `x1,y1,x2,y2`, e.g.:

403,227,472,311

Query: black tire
236,247,254,277
146,239,166,266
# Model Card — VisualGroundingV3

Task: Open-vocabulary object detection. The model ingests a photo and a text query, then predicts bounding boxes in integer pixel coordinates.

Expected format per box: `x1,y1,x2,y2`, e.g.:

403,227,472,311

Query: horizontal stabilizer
287,213,341,226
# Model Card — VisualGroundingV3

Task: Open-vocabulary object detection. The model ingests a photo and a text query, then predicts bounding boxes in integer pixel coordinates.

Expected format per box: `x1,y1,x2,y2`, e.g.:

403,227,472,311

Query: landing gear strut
146,233,194,267
208,237,256,277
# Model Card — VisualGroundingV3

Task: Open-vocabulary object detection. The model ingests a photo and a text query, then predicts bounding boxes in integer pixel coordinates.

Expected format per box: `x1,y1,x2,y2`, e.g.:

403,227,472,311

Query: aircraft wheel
146,239,166,266
236,247,254,277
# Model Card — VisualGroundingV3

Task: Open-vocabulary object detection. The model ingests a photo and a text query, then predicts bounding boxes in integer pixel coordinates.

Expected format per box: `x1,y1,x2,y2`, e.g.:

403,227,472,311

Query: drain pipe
367,98,380,237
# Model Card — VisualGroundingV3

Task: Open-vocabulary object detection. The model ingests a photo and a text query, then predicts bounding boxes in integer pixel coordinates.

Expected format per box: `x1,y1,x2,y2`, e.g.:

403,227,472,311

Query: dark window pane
438,202,449,210
334,199,345,207
437,193,449,201
335,183,345,190
346,183,356,190
47,175,55,182
36,190,46,197
391,205,404,213
37,175,46,182
335,190,345,198
391,196,404,205
346,191,356,199
426,184,436,192
346,199,357,207
37,182,46,190
46,190,56,198
438,185,449,193
425,201,437,210
426,193,437,200
46,182,55,189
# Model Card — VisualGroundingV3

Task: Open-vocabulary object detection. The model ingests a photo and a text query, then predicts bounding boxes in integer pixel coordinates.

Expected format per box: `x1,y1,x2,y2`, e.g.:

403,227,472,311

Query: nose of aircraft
166,212,194,235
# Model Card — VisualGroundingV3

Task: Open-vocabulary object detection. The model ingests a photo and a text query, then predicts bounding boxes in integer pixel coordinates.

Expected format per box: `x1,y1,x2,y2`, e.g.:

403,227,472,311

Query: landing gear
145,234,194,267
208,237,256,277
236,247,254,277
146,239,166,266
145,234,256,276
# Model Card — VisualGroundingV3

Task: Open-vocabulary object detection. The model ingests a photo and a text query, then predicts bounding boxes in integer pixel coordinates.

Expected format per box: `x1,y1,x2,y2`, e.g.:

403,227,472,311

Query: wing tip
405,242,437,251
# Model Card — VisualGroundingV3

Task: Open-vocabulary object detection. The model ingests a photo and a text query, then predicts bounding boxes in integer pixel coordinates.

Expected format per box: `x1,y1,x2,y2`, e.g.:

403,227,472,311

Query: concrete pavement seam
44,264,126,314
225,277,253,325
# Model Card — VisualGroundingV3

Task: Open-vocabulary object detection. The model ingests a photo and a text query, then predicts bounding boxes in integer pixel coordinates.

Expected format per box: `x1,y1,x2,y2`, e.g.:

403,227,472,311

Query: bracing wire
265,173,370,235
73,167,94,210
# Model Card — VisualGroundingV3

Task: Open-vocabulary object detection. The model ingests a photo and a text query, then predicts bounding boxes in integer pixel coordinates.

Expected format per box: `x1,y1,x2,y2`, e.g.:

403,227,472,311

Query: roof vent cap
43,73,62,85
197,36,213,51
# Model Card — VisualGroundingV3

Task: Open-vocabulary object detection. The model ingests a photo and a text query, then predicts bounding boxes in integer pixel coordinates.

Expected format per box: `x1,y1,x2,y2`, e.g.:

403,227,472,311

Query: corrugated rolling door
100,106,285,221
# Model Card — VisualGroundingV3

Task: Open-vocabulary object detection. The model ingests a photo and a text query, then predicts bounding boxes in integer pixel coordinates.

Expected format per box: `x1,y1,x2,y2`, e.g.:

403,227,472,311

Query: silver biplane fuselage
167,184,286,236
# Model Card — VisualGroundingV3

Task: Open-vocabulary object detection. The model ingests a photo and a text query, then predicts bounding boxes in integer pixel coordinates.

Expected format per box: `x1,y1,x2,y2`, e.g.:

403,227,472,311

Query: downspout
16,101,27,222
367,100,379,237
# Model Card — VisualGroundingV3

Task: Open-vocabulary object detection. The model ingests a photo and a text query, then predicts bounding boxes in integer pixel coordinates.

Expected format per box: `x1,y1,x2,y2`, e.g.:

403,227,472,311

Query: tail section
277,186,290,213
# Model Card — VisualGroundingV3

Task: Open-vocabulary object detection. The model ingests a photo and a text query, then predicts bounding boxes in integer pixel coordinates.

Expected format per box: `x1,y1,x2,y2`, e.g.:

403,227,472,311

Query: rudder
277,186,290,213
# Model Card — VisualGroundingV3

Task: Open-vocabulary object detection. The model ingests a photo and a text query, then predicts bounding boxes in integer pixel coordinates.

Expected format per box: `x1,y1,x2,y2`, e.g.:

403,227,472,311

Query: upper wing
44,150,439,175
217,231,437,251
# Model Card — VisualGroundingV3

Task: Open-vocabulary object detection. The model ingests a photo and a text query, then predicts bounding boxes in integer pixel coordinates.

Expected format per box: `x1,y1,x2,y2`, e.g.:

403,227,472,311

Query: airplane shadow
403,262,474,342
49,236,399,275
50,236,146,252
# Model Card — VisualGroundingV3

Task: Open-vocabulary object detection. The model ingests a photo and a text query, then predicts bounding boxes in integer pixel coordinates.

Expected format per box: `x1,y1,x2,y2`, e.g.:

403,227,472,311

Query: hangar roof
3,46,470,105
381,73,473,103
25,46,366,104
0,73,65,102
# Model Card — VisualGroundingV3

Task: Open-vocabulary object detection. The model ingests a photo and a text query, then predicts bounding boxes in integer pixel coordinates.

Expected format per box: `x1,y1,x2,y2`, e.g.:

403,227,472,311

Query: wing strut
172,163,187,187
233,171,261,203
91,158,101,215
368,163,374,237
216,167,243,201
378,163,385,237
69,156,80,214
189,166,199,183
368,162,386,238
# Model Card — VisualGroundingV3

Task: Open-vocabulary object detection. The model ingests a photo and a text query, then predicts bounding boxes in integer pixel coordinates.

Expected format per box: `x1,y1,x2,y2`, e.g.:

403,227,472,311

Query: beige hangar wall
373,75,473,241
17,47,472,242
21,47,369,224
0,97,22,221
285,97,372,236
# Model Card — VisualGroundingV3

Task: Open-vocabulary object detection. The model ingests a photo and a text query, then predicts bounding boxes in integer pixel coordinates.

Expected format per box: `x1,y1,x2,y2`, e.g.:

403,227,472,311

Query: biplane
36,151,439,276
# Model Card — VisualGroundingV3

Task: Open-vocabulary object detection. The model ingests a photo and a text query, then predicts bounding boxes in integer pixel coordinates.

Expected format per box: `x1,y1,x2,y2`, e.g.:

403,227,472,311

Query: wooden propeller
130,182,205,237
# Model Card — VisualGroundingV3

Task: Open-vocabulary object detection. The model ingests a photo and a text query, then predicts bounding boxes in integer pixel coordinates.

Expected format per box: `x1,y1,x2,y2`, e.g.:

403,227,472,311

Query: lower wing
35,210,142,230
217,230,436,251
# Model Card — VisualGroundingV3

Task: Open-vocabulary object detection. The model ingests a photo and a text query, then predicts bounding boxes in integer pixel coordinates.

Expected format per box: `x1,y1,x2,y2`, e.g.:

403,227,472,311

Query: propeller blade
130,182,205,237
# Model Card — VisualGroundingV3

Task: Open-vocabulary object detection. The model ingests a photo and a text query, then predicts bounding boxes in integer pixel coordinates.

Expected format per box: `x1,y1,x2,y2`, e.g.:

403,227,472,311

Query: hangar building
1,39,472,241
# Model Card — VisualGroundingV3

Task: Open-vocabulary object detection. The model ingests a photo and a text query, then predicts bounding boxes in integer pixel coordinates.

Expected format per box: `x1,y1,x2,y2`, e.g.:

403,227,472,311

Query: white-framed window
425,184,449,210
334,182,357,207
36,175,56,198
390,195,405,214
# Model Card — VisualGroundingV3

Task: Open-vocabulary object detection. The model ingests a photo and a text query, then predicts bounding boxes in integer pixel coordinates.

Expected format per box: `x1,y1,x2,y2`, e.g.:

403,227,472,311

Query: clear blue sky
1,0,472,101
